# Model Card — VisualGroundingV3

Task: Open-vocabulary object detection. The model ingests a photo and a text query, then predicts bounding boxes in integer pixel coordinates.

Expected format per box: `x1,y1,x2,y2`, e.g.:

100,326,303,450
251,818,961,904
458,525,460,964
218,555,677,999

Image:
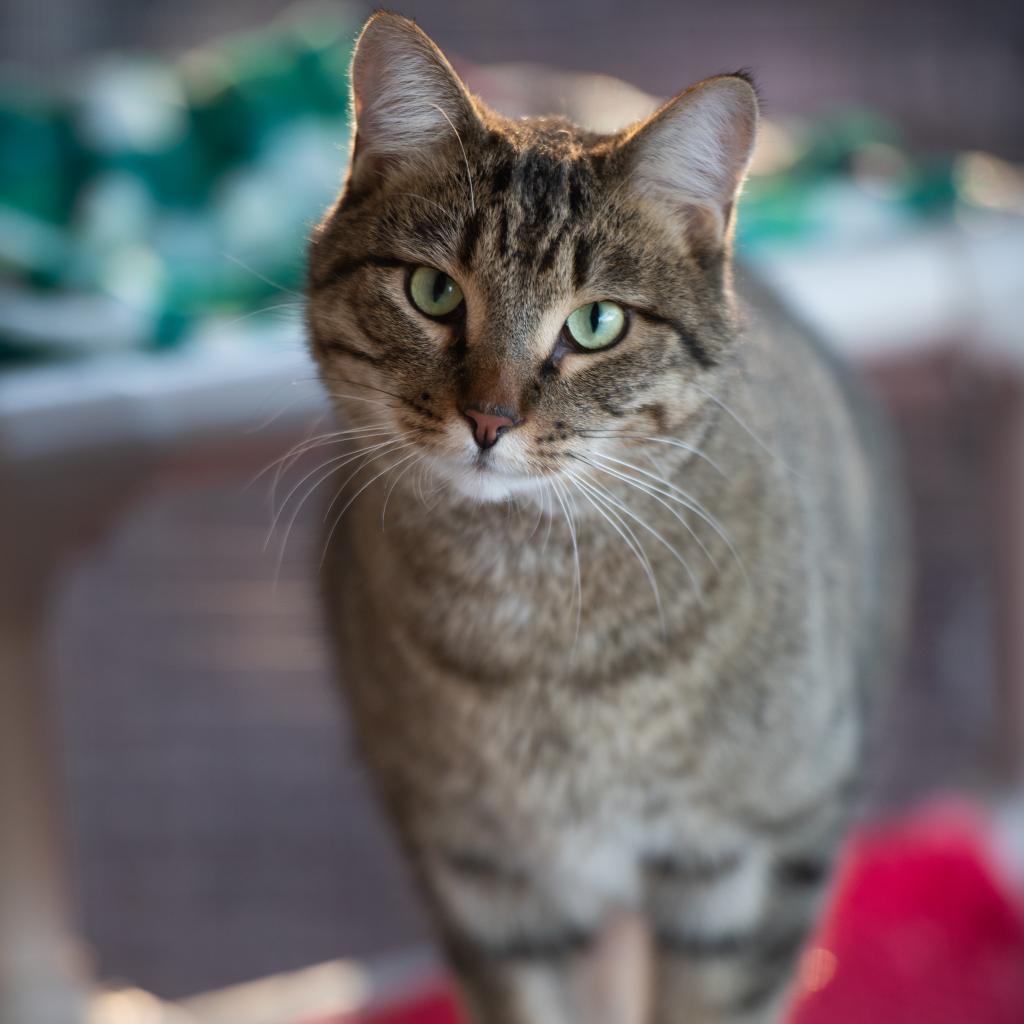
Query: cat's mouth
471,448,504,472
425,448,543,503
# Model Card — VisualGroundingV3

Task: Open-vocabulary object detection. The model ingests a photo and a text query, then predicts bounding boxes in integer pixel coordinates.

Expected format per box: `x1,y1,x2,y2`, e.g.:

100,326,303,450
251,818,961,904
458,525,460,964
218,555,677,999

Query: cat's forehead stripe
459,140,601,287
572,236,593,293
458,208,484,268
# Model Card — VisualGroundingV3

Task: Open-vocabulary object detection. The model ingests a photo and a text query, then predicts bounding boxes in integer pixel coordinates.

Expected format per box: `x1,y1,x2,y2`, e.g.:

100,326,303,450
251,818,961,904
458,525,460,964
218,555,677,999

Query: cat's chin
426,453,544,505
448,470,546,505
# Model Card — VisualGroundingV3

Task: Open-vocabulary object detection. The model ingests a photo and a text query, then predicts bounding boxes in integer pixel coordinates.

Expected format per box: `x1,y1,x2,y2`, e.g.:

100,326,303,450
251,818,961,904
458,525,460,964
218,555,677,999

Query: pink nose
464,408,517,450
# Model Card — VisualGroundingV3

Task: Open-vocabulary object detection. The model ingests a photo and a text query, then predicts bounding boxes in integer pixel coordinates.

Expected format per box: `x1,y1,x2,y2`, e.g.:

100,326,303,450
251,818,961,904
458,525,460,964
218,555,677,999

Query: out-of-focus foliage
0,6,355,359
1,5,1020,362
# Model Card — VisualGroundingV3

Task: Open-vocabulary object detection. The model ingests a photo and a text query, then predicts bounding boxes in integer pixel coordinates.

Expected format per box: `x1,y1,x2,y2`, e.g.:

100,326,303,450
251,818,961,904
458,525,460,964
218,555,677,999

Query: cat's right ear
347,13,479,189
622,74,759,256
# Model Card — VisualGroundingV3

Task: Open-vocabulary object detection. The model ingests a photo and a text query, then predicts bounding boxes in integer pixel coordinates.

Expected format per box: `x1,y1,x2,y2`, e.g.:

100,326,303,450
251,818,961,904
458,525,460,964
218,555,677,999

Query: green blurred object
0,11,981,363
0,88,80,226
736,109,961,251
0,5,356,361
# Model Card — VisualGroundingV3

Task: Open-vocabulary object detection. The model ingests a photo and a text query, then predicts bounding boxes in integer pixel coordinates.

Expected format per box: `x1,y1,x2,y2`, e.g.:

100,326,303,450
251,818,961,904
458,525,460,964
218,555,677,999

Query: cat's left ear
347,13,480,188
623,74,758,252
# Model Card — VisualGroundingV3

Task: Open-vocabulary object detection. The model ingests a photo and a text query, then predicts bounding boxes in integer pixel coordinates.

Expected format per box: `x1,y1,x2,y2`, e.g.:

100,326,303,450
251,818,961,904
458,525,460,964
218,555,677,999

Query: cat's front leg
440,928,593,1024
411,844,609,1024
646,841,829,1024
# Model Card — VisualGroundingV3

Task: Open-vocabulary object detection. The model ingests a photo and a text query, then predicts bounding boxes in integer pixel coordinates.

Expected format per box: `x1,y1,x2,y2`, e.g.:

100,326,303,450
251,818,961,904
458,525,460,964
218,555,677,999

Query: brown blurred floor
51,472,431,997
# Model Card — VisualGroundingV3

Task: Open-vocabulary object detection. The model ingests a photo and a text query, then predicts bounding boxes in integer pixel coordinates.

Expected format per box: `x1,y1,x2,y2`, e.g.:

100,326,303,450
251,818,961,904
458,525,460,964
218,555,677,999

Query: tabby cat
306,13,904,1024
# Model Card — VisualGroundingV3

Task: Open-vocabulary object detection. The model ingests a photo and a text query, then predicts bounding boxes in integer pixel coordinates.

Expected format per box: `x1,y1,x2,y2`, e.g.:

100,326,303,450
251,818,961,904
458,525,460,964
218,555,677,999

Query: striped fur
306,14,906,1024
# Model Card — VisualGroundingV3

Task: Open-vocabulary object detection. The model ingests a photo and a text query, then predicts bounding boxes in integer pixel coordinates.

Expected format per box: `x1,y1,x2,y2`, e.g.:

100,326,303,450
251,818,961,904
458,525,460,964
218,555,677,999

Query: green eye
408,266,464,318
564,301,627,351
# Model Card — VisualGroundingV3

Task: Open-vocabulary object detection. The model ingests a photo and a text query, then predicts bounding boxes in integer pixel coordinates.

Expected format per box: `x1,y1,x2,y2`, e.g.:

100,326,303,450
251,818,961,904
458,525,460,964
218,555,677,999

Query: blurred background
1,1,1023,1022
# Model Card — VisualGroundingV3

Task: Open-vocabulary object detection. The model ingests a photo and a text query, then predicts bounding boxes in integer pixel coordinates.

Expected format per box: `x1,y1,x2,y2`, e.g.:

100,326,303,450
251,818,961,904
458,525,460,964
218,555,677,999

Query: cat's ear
623,74,758,252
348,13,479,187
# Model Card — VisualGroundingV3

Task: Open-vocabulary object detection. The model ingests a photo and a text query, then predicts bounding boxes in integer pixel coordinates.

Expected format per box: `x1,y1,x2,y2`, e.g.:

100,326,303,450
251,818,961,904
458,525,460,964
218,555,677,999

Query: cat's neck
339,363,782,683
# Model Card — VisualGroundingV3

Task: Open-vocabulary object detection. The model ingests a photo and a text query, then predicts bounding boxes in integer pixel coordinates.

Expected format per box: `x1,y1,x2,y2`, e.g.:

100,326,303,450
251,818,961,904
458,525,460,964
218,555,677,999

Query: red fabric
328,803,1024,1024
790,802,1024,1024
355,990,463,1024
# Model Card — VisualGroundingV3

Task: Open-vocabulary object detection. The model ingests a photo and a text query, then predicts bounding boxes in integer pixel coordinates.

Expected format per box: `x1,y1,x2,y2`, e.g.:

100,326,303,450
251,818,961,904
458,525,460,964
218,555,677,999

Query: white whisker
526,484,547,542
575,468,702,605
255,424,395,491
322,390,400,410
225,300,305,329
267,429,395,513
550,478,582,655
321,439,418,525
568,470,667,638
270,438,407,592
429,102,475,214
580,431,726,477
268,435,410,549
321,448,421,568
222,252,305,299
382,453,425,528
540,483,555,556
246,395,322,438
583,451,746,583
577,454,718,575
692,381,804,478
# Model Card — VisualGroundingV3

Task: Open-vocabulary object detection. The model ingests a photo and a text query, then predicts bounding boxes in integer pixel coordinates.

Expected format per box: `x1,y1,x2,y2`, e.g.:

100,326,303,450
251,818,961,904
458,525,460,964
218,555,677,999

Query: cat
305,12,905,1024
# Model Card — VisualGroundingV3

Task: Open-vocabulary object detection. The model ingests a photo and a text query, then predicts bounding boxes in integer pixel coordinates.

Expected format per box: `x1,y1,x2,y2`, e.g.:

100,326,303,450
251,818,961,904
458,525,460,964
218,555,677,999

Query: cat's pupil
432,272,447,303
590,303,600,333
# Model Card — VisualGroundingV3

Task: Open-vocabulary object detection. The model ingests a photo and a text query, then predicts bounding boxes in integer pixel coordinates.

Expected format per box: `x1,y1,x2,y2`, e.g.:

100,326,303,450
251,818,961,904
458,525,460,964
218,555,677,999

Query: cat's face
307,14,757,504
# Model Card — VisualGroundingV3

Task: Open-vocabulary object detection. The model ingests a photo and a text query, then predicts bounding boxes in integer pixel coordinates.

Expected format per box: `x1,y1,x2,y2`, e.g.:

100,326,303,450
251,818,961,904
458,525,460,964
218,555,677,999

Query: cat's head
307,13,757,504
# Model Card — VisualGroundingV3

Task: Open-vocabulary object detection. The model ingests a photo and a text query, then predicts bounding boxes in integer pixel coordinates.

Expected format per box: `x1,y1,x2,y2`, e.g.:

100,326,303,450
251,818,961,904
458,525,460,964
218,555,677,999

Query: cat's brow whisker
428,102,475,214
568,470,667,640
